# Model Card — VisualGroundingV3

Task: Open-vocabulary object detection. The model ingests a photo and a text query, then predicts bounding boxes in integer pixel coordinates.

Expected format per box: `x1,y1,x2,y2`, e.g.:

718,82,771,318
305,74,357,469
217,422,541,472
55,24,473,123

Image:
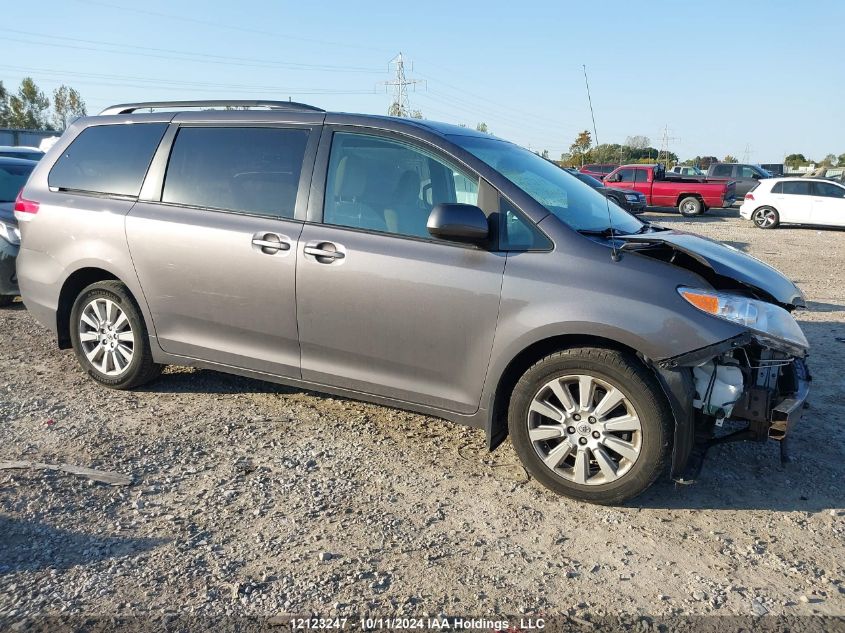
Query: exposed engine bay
658,335,810,483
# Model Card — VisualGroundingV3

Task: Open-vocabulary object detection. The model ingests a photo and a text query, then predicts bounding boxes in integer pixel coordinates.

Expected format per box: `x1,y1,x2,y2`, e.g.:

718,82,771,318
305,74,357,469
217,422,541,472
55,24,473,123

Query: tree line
0,77,87,131
555,130,845,169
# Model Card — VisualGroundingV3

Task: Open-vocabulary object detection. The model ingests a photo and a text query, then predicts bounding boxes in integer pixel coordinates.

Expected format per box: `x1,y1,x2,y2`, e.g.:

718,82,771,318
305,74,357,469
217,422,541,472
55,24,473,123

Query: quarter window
48,123,167,197
711,164,733,178
162,127,309,218
324,132,478,239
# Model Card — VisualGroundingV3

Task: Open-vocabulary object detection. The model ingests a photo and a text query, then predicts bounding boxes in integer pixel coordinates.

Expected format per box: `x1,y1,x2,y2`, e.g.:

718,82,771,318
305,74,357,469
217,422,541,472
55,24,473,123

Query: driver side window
323,132,478,239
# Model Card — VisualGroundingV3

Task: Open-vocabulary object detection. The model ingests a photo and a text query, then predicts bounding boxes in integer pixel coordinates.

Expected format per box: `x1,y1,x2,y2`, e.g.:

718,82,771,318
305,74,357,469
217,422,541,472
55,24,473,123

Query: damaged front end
658,331,810,483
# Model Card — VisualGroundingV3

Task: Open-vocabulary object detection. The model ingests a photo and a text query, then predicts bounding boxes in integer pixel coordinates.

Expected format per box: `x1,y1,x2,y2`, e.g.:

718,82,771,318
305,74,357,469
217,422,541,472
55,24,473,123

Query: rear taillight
744,193,755,201
14,189,39,214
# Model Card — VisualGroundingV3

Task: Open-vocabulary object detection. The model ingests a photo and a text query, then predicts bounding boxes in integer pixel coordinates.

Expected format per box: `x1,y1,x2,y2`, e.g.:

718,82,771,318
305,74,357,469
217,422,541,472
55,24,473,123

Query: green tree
723,154,738,163
569,130,592,166
0,81,10,127
475,122,489,134
6,78,52,130
837,153,845,166
821,153,836,166
52,85,87,130
784,153,808,167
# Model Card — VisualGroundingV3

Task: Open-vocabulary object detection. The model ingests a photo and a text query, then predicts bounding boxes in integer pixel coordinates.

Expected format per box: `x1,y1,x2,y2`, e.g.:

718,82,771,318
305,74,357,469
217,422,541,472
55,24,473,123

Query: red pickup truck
603,164,735,216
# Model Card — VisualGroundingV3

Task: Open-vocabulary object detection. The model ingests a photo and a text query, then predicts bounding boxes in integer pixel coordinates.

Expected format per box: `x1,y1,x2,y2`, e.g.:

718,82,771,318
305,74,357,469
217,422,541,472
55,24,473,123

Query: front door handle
304,240,346,264
252,232,292,254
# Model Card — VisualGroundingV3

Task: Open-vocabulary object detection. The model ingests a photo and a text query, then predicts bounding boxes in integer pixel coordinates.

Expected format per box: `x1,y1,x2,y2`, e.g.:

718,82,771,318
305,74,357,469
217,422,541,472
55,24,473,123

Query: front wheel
678,196,703,216
69,280,162,389
752,206,779,229
508,347,672,505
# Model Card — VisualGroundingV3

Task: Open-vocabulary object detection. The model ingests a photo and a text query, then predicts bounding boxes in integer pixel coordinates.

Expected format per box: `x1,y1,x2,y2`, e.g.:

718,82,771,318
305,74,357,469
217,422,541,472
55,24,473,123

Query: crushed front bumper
657,334,810,483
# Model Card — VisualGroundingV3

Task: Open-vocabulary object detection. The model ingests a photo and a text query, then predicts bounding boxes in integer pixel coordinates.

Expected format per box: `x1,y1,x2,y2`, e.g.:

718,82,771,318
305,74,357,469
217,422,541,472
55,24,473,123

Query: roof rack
99,100,325,116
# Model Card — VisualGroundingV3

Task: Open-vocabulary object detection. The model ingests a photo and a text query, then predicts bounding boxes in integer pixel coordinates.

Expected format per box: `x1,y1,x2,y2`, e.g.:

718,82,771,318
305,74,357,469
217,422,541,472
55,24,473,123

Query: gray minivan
14,101,810,504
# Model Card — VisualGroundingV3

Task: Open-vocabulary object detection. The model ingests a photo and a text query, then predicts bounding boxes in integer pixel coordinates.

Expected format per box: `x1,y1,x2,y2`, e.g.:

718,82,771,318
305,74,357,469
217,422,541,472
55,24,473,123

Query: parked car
802,166,845,184
707,163,771,200
565,169,646,214
16,100,809,504
669,165,705,177
603,164,736,216
0,157,38,305
579,163,618,179
740,177,845,229
0,146,45,162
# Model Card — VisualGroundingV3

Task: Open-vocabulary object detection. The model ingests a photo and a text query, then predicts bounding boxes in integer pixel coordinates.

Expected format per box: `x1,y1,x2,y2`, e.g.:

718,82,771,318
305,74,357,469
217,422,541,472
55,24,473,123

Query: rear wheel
678,196,703,216
508,347,672,505
69,281,161,389
0,295,14,307
752,206,779,229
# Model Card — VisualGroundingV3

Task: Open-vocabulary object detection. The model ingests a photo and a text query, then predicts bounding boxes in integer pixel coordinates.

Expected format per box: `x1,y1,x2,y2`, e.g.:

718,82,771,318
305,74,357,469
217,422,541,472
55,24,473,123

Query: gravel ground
1,208,843,624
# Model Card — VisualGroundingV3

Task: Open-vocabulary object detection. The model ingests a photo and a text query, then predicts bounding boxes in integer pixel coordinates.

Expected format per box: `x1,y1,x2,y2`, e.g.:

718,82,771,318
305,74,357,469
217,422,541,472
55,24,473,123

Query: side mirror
427,203,489,244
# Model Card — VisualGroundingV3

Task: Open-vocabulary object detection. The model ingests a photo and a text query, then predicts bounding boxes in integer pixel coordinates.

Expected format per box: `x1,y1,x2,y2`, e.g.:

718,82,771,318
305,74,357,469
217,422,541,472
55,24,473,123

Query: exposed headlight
678,287,809,351
625,194,638,201
0,221,20,246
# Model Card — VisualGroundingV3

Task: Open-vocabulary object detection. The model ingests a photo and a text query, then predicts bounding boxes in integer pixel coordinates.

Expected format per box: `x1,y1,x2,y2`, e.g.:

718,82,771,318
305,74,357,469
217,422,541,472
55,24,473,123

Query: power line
71,0,389,53
0,29,383,73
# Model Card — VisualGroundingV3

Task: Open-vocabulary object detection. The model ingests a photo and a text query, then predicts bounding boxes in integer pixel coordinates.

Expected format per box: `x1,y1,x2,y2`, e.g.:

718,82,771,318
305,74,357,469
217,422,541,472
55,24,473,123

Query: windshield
450,135,642,234
0,163,35,203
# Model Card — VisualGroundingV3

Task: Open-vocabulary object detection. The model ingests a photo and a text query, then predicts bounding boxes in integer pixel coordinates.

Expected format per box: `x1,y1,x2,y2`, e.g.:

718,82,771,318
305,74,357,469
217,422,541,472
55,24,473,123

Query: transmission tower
657,124,680,167
742,143,752,163
382,52,423,117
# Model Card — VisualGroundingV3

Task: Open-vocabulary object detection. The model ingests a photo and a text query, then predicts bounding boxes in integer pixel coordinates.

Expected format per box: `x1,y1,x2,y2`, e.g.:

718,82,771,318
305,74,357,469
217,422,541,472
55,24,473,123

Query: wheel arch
486,332,661,451
56,267,136,349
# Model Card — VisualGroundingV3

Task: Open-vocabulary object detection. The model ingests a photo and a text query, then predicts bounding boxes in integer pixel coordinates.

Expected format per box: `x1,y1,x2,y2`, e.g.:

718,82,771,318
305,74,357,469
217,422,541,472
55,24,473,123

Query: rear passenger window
634,169,649,183
781,181,811,196
770,182,783,194
48,123,167,197
162,127,309,218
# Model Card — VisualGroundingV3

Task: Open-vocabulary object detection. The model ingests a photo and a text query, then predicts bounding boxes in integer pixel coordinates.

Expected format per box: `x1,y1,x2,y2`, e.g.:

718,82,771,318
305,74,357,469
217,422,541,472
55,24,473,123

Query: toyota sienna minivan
14,100,810,504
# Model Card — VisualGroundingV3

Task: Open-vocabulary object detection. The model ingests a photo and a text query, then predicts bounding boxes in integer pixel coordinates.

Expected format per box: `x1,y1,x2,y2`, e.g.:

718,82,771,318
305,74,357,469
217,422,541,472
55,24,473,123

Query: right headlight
678,287,809,352
0,220,20,246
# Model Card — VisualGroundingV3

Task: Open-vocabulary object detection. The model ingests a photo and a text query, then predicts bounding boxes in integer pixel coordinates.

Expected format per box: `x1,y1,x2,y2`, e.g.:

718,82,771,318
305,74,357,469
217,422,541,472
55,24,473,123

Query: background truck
604,164,736,216
707,163,772,200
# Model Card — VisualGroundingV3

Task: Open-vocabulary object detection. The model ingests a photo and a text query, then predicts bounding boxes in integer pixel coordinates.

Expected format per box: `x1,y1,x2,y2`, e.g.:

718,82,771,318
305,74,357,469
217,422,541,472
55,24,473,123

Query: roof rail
99,100,325,116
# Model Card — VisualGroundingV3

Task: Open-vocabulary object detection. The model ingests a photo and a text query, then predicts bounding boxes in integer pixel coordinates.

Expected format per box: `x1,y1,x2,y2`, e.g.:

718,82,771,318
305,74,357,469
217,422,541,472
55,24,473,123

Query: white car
739,177,845,229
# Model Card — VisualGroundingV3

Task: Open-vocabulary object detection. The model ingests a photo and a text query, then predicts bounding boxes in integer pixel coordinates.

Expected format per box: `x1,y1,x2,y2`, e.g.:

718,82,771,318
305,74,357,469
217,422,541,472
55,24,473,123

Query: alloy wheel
753,208,776,228
527,374,642,485
78,298,135,376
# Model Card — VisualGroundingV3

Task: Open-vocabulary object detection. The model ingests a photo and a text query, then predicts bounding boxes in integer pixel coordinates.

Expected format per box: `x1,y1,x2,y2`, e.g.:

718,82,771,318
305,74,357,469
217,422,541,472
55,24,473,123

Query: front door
774,180,813,223
127,124,315,376
296,130,505,414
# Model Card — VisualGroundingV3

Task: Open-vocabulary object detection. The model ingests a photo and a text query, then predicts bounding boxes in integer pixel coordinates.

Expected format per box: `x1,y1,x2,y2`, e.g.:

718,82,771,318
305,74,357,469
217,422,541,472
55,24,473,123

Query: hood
620,229,805,309
604,187,642,196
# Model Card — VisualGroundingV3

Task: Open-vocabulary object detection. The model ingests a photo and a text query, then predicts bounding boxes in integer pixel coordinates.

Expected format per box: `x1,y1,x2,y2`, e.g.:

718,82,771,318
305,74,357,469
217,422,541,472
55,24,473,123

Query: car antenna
582,64,620,262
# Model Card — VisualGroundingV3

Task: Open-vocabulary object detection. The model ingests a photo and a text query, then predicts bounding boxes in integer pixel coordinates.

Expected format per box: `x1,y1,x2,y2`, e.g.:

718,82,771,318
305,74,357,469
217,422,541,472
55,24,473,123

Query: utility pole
383,52,422,118
657,124,680,167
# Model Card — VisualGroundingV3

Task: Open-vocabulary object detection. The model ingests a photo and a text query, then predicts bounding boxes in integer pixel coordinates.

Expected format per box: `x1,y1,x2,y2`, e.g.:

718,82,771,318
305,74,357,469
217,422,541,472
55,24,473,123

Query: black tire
0,295,14,307
69,280,162,389
751,206,780,229
508,347,673,505
678,196,703,216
